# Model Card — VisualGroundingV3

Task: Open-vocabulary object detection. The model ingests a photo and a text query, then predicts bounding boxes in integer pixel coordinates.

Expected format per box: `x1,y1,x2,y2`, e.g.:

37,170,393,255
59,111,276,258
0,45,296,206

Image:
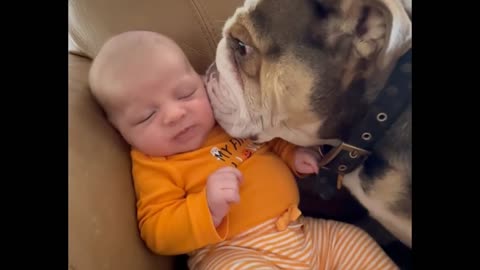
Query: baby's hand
294,147,321,175
206,167,243,227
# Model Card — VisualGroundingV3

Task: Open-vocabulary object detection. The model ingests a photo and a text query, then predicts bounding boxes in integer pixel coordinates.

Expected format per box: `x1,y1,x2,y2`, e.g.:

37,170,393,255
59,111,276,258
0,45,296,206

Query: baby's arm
267,138,298,169
268,139,320,176
132,156,232,255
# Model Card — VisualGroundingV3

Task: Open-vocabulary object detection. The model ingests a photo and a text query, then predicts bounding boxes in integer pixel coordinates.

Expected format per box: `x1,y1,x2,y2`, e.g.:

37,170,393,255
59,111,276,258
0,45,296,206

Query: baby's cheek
135,128,167,155
196,97,214,117
133,130,153,151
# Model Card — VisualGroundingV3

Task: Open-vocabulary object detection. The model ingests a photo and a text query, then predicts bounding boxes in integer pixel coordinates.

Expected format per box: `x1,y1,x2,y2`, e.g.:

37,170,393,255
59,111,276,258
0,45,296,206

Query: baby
89,30,398,270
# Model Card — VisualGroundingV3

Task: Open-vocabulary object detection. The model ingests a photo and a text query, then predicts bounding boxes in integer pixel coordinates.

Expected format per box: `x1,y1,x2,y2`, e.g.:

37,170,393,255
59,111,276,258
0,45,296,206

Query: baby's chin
168,138,207,156
138,134,210,157
135,146,185,158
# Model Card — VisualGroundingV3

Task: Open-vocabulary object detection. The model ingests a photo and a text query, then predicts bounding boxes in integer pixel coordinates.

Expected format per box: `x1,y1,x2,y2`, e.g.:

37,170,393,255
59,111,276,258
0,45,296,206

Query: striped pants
188,216,398,269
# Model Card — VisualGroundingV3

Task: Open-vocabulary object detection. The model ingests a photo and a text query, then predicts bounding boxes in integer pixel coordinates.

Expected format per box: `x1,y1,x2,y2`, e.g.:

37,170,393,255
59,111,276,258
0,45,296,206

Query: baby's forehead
96,34,194,99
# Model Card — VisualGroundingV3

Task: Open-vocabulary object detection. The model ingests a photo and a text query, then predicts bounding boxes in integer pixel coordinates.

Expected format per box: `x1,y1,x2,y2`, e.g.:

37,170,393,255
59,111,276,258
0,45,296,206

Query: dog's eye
228,35,259,77
235,38,247,56
230,37,252,57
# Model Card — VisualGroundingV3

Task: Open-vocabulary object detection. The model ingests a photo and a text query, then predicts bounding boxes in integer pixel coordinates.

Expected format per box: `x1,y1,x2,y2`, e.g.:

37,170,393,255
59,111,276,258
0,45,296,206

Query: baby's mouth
173,125,195,141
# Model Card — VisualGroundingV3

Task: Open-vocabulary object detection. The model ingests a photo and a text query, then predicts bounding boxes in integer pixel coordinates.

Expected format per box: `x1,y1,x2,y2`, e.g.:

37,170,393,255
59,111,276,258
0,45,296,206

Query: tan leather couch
68,1,243,269
68,1,375,269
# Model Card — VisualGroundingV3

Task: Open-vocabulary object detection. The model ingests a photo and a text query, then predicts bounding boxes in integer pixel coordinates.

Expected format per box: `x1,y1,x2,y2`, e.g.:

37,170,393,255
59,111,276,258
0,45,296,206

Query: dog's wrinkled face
206,0,411,146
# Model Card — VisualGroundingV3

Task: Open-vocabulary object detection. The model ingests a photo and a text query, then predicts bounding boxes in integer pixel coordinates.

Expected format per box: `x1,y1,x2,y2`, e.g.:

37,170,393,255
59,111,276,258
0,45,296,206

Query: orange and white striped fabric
188,216,398,270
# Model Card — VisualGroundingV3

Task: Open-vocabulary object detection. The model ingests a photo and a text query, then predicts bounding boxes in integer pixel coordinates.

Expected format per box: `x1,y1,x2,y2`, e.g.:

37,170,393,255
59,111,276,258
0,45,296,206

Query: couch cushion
68,0,243,73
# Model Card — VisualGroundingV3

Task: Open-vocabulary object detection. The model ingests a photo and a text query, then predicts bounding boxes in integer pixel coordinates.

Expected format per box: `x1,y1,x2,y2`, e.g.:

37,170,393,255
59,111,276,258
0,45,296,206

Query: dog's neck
321,49,411,146
315,48,411,177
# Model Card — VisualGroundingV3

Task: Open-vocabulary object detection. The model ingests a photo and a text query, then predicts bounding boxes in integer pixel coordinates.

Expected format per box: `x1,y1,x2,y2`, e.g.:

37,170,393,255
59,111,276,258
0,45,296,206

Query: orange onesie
131,124,301,255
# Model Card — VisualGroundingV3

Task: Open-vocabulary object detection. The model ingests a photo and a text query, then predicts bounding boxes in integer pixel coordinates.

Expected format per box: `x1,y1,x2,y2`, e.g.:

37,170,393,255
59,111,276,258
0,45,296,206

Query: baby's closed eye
135,111,156,125
178,88,197,99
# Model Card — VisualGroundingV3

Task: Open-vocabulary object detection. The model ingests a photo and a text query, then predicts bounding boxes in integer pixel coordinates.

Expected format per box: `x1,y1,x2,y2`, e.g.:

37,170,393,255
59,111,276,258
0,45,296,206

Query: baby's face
110,49,215,157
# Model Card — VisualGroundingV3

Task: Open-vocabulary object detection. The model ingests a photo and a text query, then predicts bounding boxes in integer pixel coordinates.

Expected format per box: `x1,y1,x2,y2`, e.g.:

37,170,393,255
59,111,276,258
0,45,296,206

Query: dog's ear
313,0,411,87
371,0,411,71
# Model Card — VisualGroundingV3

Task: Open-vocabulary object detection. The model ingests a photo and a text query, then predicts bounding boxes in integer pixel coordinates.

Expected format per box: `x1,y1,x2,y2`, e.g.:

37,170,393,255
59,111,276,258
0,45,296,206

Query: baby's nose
163,106,186,125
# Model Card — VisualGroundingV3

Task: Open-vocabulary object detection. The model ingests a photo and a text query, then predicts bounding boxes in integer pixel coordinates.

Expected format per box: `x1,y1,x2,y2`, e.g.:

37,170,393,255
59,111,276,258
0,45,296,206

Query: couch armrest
68,53,174,270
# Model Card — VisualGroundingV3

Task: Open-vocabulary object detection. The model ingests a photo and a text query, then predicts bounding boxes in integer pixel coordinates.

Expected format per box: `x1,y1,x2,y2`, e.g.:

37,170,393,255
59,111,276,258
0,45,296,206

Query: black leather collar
308,49,412,200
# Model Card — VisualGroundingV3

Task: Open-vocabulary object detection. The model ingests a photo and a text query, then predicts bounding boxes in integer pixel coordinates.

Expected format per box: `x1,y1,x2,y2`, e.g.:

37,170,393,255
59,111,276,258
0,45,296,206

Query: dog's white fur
344,167,412,246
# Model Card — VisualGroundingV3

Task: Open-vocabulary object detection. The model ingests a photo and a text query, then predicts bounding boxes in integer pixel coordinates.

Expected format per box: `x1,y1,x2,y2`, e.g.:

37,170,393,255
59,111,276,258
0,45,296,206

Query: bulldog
205,0,412,247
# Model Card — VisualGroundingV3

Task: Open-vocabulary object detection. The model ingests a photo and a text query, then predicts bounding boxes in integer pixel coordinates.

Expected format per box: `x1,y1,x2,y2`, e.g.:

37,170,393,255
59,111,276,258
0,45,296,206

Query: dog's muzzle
204,61,263,139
